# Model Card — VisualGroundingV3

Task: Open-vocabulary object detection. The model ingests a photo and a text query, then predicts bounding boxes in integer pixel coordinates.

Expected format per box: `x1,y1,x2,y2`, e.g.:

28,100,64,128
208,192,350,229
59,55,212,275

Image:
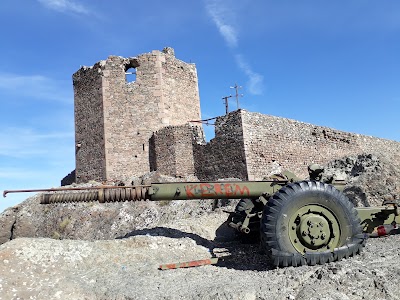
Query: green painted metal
31,180,290,204
288,204,340,253
149,181,284,201
356,206,400,233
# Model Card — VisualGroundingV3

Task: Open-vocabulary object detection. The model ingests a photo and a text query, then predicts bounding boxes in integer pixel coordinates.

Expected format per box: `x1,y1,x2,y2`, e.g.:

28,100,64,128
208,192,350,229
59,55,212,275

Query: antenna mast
230,83,243,109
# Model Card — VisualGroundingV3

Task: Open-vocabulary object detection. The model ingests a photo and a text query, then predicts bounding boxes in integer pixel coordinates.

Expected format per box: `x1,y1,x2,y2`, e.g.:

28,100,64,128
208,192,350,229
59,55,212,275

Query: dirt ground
1,210,400,300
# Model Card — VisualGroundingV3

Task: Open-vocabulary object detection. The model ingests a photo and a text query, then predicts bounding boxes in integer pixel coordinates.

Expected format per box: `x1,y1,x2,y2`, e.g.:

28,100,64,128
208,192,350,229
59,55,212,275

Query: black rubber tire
260,181,367,267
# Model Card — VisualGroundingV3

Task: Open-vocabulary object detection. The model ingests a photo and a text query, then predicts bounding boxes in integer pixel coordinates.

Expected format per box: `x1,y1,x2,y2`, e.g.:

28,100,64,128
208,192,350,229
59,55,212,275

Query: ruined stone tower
73,47,201,183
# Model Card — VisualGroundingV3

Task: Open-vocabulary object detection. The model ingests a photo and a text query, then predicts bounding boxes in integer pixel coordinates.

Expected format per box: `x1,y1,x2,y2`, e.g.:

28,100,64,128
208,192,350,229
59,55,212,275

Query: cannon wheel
260,181,366,267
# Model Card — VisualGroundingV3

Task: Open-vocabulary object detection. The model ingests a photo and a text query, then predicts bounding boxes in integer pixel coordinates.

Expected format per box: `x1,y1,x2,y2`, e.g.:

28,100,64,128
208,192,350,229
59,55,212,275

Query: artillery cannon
4,169,399,268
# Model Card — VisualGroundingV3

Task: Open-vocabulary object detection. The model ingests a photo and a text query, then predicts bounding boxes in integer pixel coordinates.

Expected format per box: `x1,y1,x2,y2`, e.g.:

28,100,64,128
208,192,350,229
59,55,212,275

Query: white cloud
0,127,73,159
205,1,264,95
205,0,238,48
38,0,90,15
235,54,264,95
0,72,72,103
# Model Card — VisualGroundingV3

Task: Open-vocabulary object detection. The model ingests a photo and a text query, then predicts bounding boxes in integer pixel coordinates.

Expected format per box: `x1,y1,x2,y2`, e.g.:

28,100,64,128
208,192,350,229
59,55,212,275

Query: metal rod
159,257,219,270
222,95,232,115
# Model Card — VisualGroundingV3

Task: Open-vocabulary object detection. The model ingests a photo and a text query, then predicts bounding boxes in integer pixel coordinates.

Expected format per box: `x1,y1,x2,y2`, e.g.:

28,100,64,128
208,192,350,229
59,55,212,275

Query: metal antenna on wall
230,83,243,109
222,95,233,115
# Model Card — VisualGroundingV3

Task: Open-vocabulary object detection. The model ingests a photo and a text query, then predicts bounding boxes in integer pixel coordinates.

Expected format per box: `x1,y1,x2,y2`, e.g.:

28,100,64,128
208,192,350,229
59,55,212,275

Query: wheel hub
298,214,330,247
289,204,341,253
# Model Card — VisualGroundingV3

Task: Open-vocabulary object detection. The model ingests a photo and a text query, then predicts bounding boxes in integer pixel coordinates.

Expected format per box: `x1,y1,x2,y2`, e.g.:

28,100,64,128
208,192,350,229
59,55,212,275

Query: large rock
322,153,400,207
0,172,236,246
1,218,400,299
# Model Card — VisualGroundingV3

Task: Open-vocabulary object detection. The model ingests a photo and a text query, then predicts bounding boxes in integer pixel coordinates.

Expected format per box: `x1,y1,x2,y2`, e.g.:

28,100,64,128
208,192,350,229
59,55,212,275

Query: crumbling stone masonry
68,47,400,185
72,47,201,183
153,110,400,181
238,110,400,179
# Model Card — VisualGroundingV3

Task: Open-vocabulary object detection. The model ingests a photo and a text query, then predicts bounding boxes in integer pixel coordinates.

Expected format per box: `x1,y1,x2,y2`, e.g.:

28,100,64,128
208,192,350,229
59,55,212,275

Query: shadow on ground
117,221,274,271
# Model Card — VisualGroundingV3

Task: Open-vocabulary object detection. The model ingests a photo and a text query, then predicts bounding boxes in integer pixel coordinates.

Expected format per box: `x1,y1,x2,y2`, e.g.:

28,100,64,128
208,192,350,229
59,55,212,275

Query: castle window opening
125,67,136,83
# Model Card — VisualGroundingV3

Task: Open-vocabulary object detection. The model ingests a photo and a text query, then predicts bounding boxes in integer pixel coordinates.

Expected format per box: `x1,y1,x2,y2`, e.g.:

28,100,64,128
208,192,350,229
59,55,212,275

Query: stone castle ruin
65,47,400,185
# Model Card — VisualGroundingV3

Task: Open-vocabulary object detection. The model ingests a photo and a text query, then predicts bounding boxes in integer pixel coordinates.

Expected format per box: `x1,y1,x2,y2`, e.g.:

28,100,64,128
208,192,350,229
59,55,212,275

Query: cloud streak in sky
0,72,72,103
0,126,73,159
205,0,238,48
38,0,91,15
205,0,264,95
235,55,264,95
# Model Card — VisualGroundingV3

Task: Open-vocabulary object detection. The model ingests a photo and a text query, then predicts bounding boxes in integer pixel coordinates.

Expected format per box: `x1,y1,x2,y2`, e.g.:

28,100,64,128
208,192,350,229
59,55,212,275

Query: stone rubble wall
355,134,400,162
239,110,400,179
151,124,198,177
193,111,248,181
73,64,106,182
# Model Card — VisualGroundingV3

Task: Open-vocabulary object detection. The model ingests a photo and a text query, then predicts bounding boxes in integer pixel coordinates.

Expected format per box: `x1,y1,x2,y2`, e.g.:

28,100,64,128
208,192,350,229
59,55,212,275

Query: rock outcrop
1,216,400,299
322,153,400,207
0,172,222,245
0,153,399,299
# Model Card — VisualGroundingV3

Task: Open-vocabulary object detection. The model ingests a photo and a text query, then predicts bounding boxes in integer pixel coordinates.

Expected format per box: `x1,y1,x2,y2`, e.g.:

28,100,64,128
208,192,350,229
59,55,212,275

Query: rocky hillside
0,153,399,299
1,220,400,299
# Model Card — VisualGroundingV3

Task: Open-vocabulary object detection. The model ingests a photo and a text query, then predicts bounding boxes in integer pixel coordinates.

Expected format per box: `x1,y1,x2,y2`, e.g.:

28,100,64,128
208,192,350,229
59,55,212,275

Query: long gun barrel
3,180,287,204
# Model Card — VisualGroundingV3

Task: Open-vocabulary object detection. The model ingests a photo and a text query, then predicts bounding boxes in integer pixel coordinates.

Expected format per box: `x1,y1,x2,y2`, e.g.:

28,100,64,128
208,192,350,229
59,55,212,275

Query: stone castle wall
153,109,400,182
238,110,400,179
241,111,362,179
195,110,400,180
73,64,106,182
151,125,198,178
193,111,248,181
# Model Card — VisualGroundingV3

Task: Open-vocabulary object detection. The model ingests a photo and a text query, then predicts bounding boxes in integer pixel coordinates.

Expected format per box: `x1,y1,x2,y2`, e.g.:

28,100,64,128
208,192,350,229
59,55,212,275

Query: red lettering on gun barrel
200,183,214,197
224,184,233,197
185,185,197,198
234,185,250,196
184,183,250,198
214,183,223,196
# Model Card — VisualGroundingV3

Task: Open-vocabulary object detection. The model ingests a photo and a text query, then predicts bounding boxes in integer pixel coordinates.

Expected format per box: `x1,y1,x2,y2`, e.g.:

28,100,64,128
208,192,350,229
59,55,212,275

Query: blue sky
1,0,399,212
